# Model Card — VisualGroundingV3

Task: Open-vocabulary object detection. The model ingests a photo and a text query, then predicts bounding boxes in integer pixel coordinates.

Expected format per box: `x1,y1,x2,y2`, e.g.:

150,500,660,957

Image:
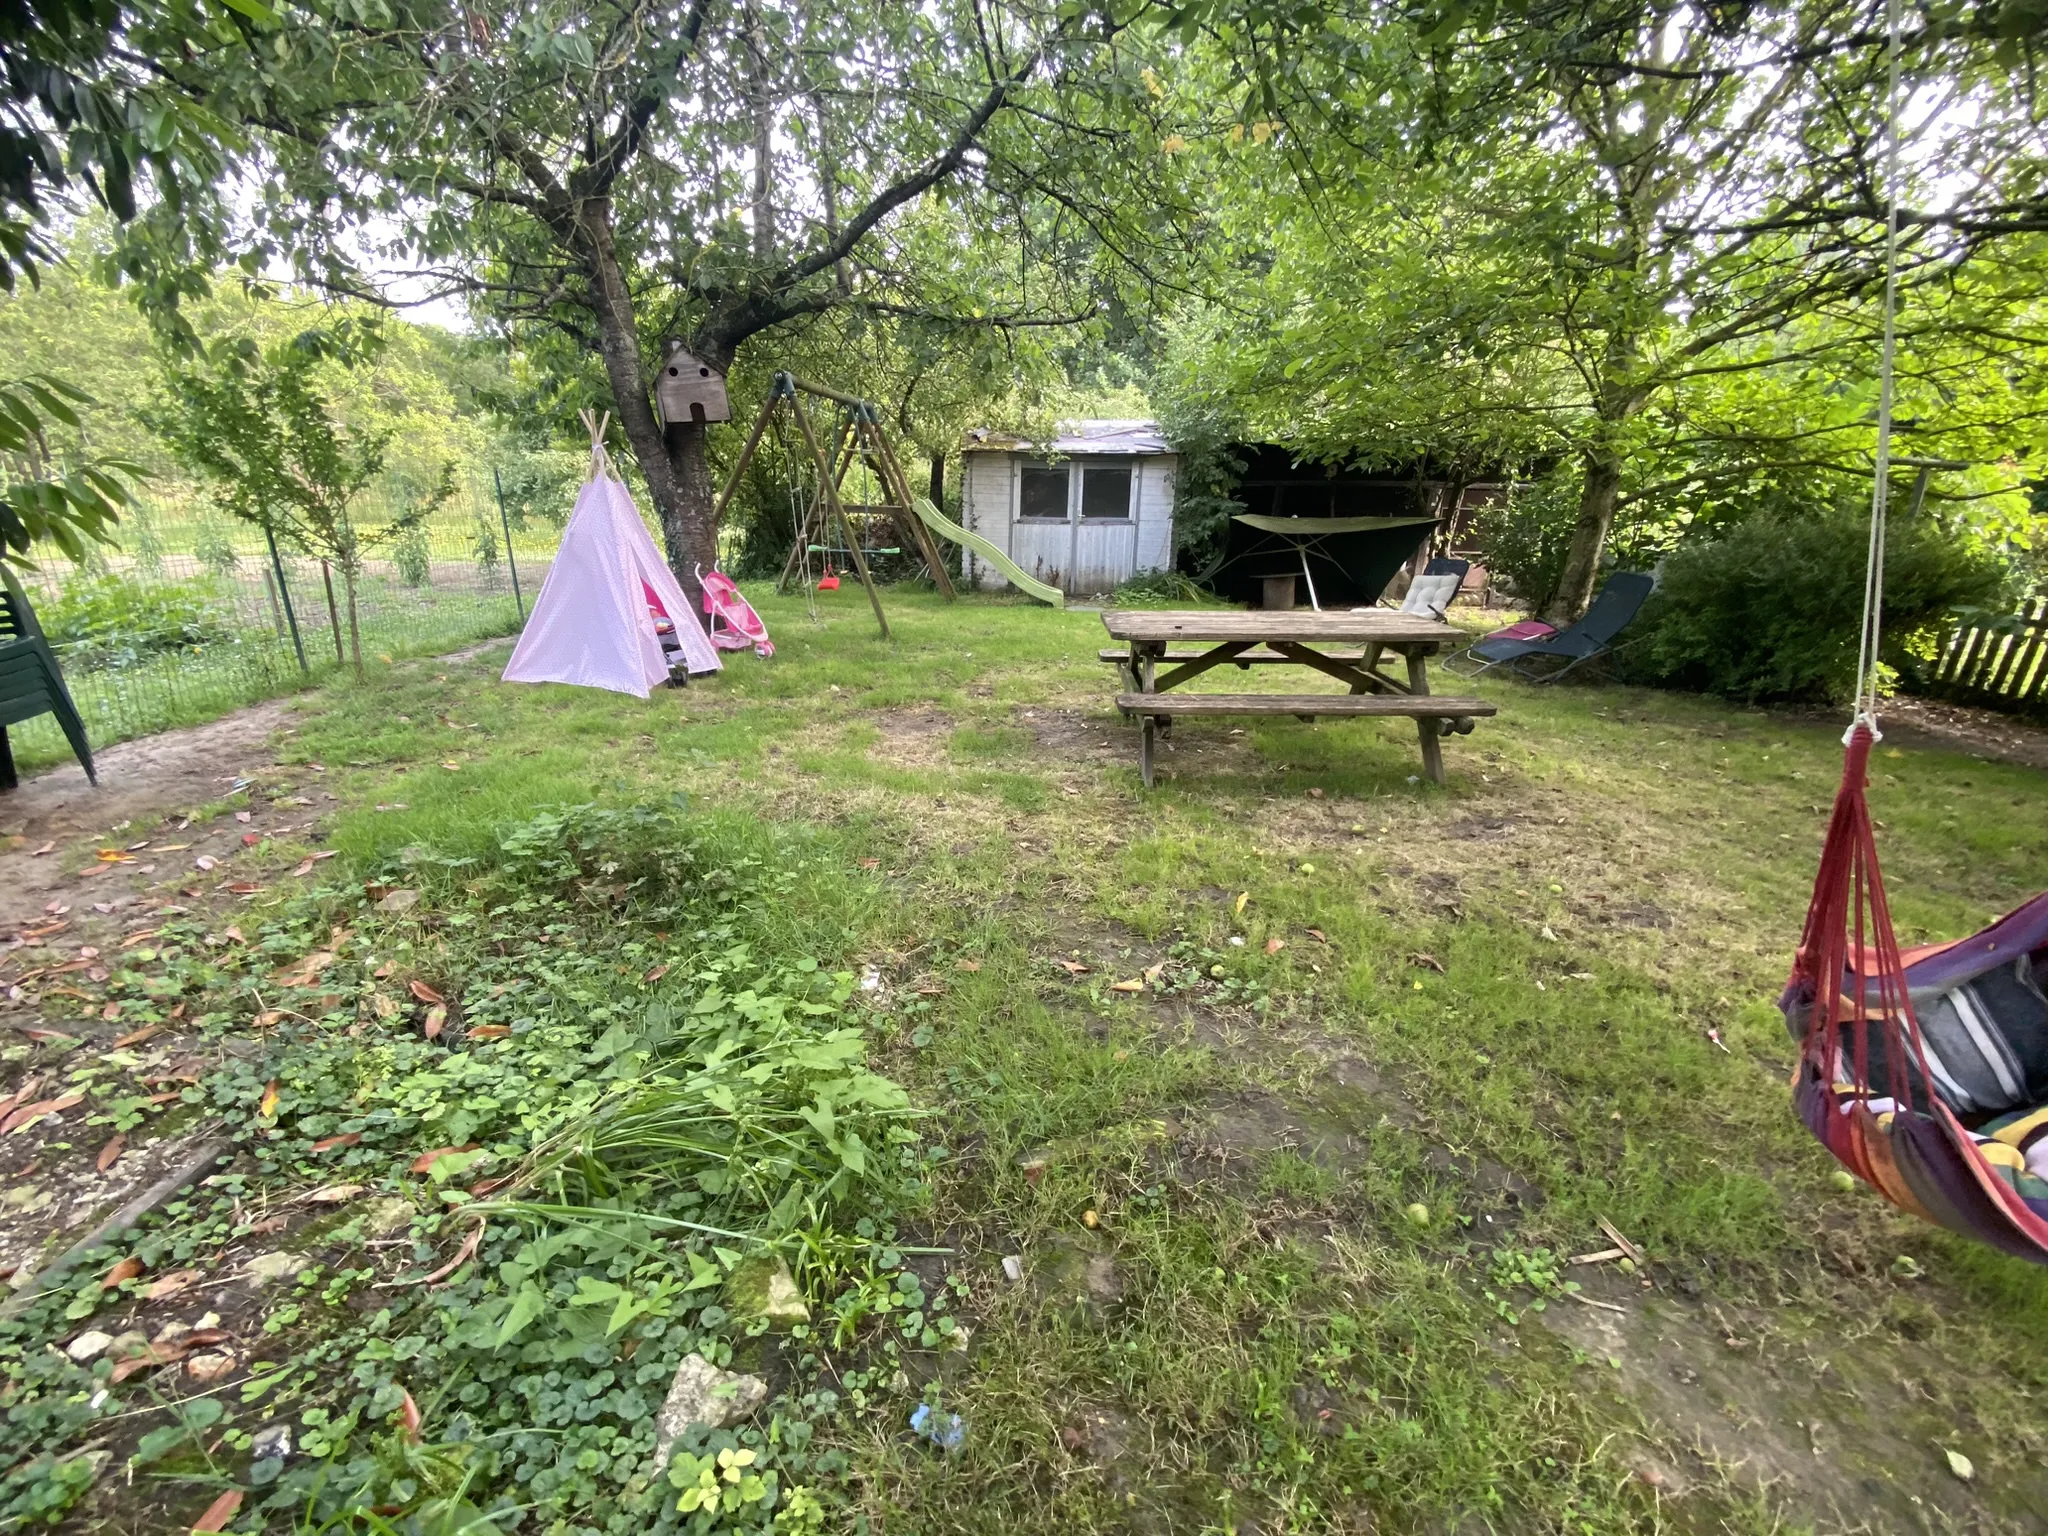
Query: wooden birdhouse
655,341,731,426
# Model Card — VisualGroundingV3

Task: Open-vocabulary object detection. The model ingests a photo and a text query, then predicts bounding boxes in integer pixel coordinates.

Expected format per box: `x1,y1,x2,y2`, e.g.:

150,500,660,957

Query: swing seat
1784,727,2048,1262
818,573,840,591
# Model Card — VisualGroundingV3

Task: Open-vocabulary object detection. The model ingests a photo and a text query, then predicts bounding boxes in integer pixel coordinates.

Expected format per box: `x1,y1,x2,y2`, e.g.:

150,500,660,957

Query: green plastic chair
0,564,95,788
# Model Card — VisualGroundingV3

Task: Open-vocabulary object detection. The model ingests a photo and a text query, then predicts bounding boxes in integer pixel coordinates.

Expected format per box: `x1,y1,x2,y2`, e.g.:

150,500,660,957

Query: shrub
1469,473,1578,612
392,520,432,587
1618,501,2011,703
37,571,243,671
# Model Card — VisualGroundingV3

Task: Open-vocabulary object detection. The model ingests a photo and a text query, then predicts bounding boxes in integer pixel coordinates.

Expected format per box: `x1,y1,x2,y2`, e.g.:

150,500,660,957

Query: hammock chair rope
1788,0,2048,1265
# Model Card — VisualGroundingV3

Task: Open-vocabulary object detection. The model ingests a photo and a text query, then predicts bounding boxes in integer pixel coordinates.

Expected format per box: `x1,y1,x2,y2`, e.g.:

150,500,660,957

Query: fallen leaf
235,810,252,823
305,1183,364,1204
1143,962,1164,983
291,858,316,877
226,882,261,895
258,1080,280,1119
466,1024,510,1040
110,1341,192,1382
276,951,336,988
1,1092,84,1134
1408,952,1446,973
118,929,161,949
101,1255,144,1288
410,1144,478,1174
100,1001,121,1021
1945,1447,1974,1481
252,1010,285,1029
190,1488,244,1532
857,857,879,870
193,853,218,872
143,1269,203,1301
422,1004,447,1039
408,1220,485,1287
95,849,135,864
1306,928,1328,943
310,1132,361,1152
642,963,670,984
112,1023,162,1048
1108,978,1144,993
441,760,462,772
222,926,244,944
956,959,981,973
399,1387,424,1440
1264,937,1286,954
30,841,52,856
96,1134,125,1171
1056,959,1090,975
22,1027,73,1043
1234,891,1249,917
408,979,446,1005
246,1213,288,1236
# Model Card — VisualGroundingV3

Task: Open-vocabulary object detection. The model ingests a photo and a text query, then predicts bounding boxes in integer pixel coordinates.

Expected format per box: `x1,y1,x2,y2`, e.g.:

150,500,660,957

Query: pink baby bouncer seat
697,565,774,658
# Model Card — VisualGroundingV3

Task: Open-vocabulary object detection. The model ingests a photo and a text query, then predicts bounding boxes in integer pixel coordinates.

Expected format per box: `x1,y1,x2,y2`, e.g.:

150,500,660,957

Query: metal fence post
265,524,309,676
494,467,525,623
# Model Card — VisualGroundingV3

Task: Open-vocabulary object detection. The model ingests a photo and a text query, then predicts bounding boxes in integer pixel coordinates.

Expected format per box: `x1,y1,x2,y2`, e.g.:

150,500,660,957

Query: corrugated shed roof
963,419,1173,456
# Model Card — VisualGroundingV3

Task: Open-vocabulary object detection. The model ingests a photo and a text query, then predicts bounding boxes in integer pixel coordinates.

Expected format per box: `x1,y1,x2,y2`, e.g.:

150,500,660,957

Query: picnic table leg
1405,646,1446,787
1140,715,1156,788
0,727,15,792
1356,641,1384,695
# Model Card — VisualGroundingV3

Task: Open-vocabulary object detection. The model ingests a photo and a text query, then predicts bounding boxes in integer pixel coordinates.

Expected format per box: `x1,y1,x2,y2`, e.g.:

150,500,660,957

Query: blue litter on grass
910,1402,966,1452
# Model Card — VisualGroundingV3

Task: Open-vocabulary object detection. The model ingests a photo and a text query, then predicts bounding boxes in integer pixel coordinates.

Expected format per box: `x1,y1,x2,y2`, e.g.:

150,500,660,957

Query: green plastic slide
910,496,1064,608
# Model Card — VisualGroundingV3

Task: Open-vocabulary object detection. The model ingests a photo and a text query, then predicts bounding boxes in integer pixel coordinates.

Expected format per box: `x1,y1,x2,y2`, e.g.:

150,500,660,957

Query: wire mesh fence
8,470,550,773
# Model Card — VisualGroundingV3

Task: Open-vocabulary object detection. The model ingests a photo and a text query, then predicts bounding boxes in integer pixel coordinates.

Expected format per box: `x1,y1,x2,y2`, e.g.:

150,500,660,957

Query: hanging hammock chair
1781,0,2048,1263
1782,729,2048,1263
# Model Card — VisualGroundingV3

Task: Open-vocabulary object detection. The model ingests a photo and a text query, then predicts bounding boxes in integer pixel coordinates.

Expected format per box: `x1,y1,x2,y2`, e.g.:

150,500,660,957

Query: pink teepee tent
502,413,721,697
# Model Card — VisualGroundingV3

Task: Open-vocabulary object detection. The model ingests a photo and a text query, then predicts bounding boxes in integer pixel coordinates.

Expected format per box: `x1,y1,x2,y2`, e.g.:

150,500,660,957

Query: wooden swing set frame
710,372,955,640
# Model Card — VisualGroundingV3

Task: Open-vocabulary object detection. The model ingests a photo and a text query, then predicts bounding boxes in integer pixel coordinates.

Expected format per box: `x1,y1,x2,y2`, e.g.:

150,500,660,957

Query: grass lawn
3,587,2046,1535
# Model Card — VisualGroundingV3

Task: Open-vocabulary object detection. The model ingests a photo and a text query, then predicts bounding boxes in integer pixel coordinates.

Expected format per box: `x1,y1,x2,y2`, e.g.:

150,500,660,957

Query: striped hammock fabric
1780,725,2048,1264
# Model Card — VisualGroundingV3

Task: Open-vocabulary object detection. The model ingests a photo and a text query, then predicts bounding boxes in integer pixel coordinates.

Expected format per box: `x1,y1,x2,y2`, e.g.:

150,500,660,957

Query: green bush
1618,501,2011,703
1469,474,1578,612
36,571,244,671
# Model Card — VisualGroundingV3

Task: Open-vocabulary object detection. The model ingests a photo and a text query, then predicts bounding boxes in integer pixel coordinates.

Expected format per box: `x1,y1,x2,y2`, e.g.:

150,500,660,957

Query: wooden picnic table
1099,609,1497,788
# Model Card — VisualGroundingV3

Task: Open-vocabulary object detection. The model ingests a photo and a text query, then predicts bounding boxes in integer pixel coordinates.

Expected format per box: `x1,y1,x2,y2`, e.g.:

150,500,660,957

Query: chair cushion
1398,573,1461,618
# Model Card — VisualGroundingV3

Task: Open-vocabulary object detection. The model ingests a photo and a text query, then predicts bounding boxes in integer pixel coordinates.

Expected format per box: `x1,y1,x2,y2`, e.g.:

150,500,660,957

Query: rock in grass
241,1251,306,1287
375,888,421,914
651,1354,768,1471
64,1330,114,1362
724,1255,809,1328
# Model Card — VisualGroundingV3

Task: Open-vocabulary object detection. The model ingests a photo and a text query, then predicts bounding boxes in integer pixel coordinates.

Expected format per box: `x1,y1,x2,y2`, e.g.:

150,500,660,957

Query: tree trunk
1544,448,1623,624
576,196,713,606
342,566,364,681
318,559,345,665
928,451,944,510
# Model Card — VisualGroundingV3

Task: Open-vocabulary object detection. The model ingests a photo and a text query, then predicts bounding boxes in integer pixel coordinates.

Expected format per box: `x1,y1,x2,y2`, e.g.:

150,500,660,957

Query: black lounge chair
1451,571,1655,682
0,564,95,788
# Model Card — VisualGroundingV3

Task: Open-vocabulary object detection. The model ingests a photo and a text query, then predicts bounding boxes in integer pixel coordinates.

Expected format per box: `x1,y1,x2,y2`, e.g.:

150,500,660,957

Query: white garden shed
960,419,1177,596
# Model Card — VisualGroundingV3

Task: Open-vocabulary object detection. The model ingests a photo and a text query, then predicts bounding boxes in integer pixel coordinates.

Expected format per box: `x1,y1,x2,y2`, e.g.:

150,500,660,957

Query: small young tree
157,324,454,679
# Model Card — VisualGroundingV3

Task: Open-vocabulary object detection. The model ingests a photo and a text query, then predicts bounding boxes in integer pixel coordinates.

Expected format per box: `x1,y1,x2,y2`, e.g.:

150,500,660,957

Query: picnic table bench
1100,609,1495,788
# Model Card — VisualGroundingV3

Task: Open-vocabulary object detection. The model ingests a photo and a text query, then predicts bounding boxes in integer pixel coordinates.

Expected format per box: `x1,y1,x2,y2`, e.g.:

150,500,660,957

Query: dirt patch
1541,1291,2048,1531
1798,694,2048,773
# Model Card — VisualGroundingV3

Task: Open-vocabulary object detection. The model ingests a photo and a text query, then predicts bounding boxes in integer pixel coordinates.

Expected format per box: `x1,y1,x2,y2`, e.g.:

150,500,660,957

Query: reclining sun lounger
1449,571,1655,681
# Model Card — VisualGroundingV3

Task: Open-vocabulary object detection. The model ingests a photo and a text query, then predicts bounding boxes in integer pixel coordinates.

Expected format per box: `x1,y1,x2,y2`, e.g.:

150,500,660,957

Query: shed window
1018,460,1068,521
1081,459,1134,519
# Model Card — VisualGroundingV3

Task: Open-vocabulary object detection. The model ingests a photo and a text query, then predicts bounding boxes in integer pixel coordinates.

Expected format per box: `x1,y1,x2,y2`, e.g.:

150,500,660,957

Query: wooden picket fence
1927,596,2048,716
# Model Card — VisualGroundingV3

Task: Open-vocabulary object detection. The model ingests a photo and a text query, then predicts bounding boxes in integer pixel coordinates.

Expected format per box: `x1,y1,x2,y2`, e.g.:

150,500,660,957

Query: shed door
1069,458,1137,594
1008,457,1138,594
